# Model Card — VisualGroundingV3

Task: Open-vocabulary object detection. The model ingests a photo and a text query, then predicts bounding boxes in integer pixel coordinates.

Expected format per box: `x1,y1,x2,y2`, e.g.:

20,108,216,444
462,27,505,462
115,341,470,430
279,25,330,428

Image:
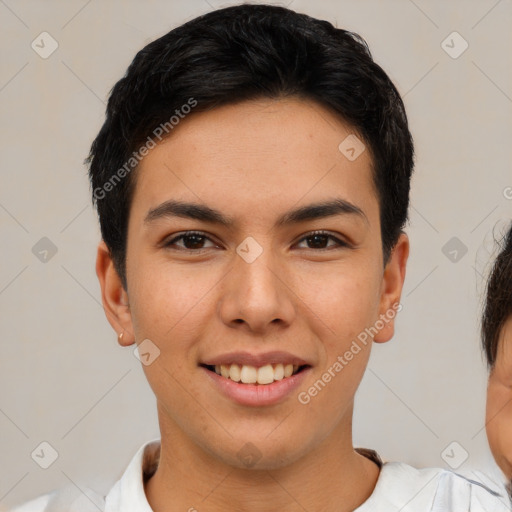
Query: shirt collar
104,438,160,512
102,439,386,511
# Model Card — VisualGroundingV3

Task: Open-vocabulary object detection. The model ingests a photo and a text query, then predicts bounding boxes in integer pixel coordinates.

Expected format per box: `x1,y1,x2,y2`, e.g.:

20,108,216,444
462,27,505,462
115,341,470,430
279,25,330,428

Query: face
97,97,408,470
487,317,512,480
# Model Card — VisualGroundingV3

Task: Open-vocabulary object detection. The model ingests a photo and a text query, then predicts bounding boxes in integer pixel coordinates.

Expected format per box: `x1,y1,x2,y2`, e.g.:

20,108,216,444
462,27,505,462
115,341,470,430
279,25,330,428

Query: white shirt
10,438,512,512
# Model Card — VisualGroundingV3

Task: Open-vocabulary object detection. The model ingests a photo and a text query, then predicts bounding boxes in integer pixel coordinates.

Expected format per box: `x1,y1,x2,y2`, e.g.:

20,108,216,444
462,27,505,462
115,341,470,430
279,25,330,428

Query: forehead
131,97,378,226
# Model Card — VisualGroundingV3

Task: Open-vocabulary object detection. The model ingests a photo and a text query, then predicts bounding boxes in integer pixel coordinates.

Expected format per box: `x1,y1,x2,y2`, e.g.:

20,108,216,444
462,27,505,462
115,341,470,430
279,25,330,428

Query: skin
96,97,409,512
486,317,512,482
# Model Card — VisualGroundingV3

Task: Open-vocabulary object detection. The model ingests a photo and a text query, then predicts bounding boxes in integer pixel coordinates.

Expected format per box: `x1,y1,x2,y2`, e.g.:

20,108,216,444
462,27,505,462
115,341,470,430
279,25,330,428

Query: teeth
240,365,257,384
273,363,284,381
257,364,274,385
215,363,302,385
229,364,241,382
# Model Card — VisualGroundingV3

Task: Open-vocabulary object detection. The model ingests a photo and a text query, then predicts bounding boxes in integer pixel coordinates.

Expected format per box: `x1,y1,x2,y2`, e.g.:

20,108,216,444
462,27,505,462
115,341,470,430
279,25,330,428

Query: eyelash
163,230,349,252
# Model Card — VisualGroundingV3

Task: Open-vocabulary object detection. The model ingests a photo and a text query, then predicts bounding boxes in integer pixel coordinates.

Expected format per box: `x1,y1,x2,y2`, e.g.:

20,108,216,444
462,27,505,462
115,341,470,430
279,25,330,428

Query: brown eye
296,231,348,250
164,231,217,251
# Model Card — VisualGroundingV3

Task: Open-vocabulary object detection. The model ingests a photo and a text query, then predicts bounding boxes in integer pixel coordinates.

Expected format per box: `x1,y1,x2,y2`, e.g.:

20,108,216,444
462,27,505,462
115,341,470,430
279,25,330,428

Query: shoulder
431,467,510,511
8,485,106,512
357,461,511,511
8,439,159,512
9,492,53,512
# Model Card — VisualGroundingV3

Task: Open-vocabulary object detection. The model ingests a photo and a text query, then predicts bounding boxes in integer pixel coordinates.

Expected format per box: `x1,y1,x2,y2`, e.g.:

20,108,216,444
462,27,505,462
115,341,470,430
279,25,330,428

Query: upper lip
201,351,311,368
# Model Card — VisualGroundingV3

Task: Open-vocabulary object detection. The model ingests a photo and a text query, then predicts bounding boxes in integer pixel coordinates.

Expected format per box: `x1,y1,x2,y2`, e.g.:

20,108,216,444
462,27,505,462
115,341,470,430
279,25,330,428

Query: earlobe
95,240,135,346
373,233,409,343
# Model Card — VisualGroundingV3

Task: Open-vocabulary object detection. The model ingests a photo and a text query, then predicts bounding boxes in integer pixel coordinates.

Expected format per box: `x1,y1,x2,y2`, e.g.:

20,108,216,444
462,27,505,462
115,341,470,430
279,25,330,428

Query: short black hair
87,3,414,289
482,222,512,368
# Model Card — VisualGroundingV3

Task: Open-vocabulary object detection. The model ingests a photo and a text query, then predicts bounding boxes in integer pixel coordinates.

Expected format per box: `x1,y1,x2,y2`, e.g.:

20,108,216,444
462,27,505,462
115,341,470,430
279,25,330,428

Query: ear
96,240,135,346
373,233,409,343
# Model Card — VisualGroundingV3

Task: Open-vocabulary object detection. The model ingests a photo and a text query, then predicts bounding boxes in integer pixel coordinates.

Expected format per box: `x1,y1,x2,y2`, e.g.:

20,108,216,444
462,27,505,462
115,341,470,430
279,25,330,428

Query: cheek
127,259,224,370
130,256,215,325
306,267,382,340
297,268,380,397
486,383,512,478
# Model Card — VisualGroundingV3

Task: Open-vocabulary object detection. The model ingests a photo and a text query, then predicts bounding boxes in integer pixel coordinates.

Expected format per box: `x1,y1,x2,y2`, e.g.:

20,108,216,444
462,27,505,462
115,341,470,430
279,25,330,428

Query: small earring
118,331,124,341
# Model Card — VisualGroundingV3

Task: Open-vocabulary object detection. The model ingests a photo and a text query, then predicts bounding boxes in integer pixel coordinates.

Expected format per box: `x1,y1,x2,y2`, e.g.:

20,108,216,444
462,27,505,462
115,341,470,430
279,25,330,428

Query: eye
163,231,218,251
162,230,349,252
295,230,349,250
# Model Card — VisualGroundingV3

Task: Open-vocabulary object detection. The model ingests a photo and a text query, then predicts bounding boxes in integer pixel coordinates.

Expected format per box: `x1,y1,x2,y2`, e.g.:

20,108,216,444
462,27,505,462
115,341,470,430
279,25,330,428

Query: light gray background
1,0,511,508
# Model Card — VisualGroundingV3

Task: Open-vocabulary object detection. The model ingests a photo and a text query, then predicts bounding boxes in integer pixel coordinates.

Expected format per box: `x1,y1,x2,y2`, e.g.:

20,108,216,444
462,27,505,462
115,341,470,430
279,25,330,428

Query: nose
218,245,296,335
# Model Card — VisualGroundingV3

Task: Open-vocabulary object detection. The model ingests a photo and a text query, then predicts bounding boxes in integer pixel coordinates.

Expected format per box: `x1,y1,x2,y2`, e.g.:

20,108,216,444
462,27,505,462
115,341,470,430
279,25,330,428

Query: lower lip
201,366,312,407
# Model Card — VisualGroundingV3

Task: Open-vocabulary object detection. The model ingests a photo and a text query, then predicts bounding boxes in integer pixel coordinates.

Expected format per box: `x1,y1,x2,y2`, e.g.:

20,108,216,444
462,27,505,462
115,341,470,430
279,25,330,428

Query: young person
483,223,512,500
11,4,509,511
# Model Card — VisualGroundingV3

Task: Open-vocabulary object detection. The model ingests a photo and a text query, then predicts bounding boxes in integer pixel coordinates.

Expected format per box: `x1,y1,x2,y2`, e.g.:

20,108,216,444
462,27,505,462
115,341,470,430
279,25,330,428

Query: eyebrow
144,198,367,228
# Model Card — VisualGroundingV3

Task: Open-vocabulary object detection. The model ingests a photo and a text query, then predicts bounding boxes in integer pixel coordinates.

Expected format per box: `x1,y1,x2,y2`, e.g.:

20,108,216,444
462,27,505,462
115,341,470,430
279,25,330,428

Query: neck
145,404,380,512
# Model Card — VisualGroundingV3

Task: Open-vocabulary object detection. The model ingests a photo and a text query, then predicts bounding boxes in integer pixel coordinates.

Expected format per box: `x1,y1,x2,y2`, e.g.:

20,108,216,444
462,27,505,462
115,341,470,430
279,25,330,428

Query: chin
212,437,309,471
230,452,302,471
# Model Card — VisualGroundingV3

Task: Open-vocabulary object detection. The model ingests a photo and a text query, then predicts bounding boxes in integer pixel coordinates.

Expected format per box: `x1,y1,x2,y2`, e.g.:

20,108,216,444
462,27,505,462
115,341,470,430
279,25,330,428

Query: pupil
185,235,204,249
309,234,327,248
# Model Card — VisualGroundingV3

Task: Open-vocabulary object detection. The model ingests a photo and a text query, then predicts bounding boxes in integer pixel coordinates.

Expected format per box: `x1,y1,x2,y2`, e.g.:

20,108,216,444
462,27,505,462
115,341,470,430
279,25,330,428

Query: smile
204,363,307,385
201,363,312,407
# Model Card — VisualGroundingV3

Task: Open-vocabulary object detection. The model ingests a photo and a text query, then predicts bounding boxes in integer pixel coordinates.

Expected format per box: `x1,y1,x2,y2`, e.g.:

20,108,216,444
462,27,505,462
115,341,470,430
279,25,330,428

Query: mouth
200,363,310,385
199,350,313,406
200,361,312,407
